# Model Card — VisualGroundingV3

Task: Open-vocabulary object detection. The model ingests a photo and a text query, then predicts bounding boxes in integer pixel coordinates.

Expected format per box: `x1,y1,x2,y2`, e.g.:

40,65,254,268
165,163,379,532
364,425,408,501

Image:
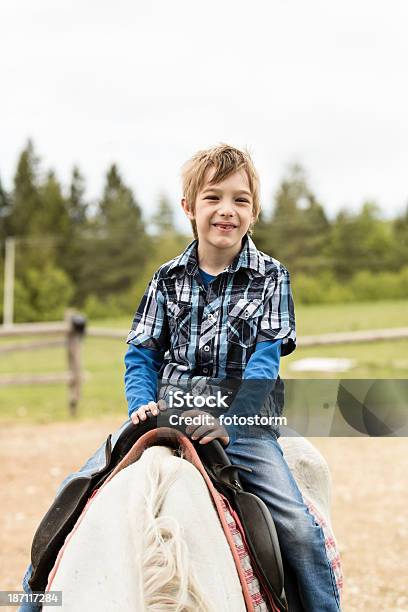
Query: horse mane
134,446,213,611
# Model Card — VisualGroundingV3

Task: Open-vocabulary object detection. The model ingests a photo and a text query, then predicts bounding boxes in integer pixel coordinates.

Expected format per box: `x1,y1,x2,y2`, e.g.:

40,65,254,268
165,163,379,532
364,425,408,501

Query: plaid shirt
127,234,296,405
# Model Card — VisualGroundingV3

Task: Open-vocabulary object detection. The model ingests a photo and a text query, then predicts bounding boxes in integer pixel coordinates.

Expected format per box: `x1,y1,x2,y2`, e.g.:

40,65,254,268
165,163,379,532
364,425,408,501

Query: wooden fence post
66,313,87,416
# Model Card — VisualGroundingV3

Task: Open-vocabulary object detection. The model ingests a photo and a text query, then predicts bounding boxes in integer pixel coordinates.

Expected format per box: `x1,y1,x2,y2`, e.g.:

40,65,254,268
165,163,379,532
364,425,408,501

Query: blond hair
181,143,261,240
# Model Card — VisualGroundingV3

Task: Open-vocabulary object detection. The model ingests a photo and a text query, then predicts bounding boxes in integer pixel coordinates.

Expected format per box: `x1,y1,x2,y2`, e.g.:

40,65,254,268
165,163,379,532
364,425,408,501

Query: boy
20,144,340,611
126,144,341,611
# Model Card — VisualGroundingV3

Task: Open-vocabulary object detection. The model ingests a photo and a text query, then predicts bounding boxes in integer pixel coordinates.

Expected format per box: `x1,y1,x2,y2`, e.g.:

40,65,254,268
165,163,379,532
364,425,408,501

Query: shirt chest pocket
227,298,264,348
167,301,192,348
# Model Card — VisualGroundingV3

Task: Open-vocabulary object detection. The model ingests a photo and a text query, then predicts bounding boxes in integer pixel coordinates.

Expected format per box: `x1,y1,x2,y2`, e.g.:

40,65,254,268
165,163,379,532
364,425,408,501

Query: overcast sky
1,0,408,232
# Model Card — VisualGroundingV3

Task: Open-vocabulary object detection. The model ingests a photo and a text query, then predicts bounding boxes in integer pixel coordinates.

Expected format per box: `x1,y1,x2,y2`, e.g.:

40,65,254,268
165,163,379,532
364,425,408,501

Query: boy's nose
220,211,235,217
218,201,237,216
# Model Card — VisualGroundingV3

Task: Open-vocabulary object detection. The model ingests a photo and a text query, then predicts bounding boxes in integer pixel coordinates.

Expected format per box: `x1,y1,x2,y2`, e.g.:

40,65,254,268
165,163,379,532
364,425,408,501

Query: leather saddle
29,414,288,611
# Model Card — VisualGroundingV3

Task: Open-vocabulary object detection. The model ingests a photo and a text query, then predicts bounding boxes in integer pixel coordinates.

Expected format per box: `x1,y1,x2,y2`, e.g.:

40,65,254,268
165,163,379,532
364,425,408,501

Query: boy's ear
181,197,194,220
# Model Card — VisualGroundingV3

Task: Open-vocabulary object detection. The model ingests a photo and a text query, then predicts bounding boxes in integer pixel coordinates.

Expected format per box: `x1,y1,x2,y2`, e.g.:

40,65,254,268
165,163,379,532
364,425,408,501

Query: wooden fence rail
88,326,408,345
299,327,408,347
0,313,86,416
1,318,407,415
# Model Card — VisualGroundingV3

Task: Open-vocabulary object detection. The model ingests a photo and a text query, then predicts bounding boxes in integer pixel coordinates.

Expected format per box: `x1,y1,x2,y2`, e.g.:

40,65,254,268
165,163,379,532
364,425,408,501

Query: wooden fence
87,326,408,345
0,313,86,416
1,317,407,415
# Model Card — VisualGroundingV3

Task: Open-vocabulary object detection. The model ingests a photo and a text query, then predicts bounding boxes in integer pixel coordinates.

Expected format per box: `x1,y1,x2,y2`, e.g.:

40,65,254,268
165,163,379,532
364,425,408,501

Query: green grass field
1,299,407,422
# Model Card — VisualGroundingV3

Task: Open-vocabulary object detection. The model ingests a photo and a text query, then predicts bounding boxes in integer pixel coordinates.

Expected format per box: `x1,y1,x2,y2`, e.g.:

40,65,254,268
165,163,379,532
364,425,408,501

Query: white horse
44,434,340,612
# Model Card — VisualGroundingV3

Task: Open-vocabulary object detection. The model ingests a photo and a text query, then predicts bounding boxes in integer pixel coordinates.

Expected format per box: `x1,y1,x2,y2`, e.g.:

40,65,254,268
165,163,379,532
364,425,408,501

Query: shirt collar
167,234,265,277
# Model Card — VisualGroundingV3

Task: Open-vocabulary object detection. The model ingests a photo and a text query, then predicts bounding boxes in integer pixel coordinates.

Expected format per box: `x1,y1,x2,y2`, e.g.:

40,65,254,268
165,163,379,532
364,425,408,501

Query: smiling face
182,168,255,253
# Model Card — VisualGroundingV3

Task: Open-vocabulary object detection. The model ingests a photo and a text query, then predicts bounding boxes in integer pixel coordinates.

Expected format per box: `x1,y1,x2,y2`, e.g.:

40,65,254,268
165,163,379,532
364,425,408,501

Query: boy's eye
204,196,250,203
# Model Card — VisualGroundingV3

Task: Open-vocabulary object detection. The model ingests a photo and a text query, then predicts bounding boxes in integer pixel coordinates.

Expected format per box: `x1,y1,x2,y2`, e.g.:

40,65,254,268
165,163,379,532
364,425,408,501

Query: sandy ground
0,418,407,612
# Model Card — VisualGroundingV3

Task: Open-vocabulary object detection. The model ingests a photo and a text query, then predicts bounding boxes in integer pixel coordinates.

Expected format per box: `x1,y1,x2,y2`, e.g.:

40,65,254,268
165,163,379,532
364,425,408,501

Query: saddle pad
217,493,280,612
303,497,344,603
47,427,277,612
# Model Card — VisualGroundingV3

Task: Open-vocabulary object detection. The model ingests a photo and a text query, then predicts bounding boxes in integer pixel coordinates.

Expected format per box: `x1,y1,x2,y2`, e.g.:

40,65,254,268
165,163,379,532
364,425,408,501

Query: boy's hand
184,409,230,447
131,399,167,425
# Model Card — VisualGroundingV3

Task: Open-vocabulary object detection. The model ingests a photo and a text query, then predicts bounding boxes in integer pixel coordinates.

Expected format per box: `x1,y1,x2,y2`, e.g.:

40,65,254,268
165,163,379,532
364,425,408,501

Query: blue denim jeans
224,425,341,611
21,420,340,612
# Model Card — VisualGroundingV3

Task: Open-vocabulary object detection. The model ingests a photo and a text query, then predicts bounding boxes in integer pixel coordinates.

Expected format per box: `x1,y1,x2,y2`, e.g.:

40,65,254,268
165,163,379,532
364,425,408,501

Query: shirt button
208,314,214,321
203,345,210,352
244,310,250,318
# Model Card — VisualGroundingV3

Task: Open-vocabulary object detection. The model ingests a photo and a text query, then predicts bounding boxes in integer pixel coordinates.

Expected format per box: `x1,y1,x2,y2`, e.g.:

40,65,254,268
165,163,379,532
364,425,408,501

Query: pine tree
58,166,91,303
150,194,175,235
0,176,10,242
67,166,88,225
392,203,408,271
252,209,272,254
262,164,330,273
328,202,393,280
7,144,76,320
37,170,70,236
78,164,151,299
9,140,41,236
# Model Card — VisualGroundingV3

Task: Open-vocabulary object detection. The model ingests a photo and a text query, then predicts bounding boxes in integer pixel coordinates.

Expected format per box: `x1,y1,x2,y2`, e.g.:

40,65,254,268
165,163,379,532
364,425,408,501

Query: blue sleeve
243,339,282,380
124,344,164,417
224,339,283,445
